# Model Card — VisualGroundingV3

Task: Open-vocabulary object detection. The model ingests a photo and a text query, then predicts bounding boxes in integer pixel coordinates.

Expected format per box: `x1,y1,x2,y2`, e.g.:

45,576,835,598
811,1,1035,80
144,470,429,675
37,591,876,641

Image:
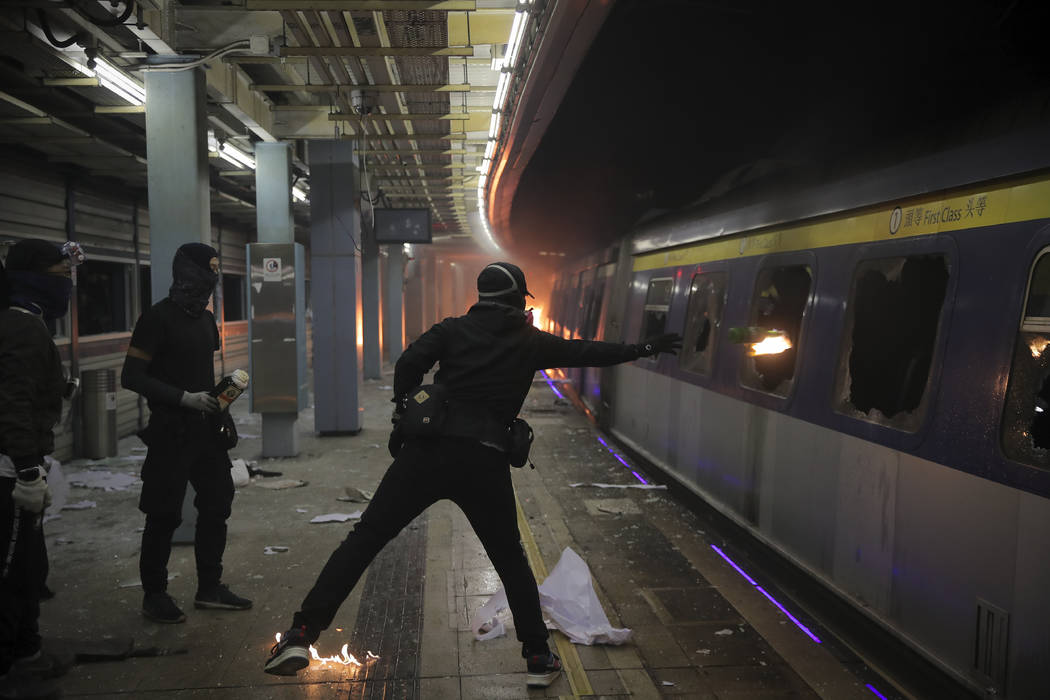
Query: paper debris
253,479,307,490
662,681,675,686
61,500,97,510
119,573,178,589
309,511,363,524
295,508,308,513
68,470,140,491
264,546,289,555
337,487,373,502
569,482,667,490
714,628,734,636
230,459,250,488
471,547,632,645
695,648,712,655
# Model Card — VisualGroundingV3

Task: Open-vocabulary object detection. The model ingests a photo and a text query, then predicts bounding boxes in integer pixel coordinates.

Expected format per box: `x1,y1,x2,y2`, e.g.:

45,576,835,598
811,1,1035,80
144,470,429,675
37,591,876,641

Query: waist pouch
507,418,534,468
399,384,449,438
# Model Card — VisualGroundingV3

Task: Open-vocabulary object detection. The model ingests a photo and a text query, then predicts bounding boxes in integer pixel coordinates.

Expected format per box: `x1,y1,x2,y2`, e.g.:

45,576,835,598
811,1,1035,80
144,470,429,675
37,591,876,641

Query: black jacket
0,307,65,468
393,302,640,443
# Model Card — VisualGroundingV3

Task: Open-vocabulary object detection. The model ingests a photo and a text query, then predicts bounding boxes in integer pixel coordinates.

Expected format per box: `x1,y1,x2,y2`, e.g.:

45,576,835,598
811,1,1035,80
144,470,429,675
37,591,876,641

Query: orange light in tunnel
1029,337,1050,358
749,334,793,356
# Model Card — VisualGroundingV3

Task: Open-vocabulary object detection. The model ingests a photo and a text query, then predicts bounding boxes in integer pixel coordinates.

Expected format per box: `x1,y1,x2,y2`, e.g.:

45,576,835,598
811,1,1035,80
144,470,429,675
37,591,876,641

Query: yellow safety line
515,496,594,697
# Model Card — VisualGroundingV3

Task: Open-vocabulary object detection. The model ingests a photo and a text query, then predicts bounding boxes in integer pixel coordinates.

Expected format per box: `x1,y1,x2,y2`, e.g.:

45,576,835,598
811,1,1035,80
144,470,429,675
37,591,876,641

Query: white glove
13,467,50,514
180,391,220,413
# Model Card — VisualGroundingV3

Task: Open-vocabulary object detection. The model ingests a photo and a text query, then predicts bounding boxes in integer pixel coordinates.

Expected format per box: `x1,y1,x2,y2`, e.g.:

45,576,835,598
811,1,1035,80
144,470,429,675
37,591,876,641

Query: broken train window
833,254,949,431
1001,247,1050,467
740,264,812,396
678,272,727,376
639,276,674,351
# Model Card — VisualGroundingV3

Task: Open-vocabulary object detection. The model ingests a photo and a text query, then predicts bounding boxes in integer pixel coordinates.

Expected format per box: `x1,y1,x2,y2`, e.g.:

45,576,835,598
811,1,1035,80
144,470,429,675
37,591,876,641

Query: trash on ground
295,508,308,513
569,482,667,490
119,572,178,589
230,458,250,488
253,478,306,490
248,465,284,478
61,500,97,510
662,681,675,686
264,546,289,555
68,470,140,492
310,511,363,523
714,628,734,636
337,487,373,502
471,547,631,645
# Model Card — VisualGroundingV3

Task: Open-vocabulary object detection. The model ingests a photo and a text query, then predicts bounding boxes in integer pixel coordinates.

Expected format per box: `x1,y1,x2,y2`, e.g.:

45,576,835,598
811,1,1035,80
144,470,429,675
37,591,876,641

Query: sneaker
264,626,310,676
526,651,562,687
11,650,71,680
194,584,252,611
142,591,186,624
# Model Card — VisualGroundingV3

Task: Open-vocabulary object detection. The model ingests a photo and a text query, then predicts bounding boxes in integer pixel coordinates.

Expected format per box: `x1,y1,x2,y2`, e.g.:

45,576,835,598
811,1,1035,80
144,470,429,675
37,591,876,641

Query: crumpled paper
470,547,632,645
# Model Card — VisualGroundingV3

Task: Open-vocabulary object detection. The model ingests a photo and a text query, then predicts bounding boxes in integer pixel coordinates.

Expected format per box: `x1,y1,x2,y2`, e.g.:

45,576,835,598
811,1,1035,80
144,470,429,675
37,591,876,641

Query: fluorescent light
94,57,145,105
292,186,308,202
503,11,527,70
219,142,255,169
488,112,502,140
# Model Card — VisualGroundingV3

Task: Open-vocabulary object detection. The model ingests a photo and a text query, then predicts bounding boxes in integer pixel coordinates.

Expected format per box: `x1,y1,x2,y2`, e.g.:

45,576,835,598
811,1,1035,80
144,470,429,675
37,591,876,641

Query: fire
749,333,792,356
530,306,543,329
1029,337,1050,358
274,632,378,669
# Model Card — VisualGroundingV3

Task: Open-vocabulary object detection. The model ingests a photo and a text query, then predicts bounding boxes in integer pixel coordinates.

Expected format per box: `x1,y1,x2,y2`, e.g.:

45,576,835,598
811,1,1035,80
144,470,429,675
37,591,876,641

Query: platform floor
37,372,902,699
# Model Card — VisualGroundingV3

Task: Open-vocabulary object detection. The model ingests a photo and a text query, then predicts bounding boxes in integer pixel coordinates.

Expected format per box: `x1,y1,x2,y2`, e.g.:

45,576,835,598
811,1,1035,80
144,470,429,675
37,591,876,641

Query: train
544,146,1050,699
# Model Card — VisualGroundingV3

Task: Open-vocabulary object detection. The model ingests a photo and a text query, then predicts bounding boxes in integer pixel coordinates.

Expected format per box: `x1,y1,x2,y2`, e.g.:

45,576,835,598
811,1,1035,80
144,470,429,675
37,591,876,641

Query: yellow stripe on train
633,173,1050,271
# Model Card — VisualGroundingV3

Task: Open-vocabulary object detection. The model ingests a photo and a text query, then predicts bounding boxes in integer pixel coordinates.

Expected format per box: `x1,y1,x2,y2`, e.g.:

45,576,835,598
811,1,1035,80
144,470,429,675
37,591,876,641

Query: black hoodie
393,301,641,444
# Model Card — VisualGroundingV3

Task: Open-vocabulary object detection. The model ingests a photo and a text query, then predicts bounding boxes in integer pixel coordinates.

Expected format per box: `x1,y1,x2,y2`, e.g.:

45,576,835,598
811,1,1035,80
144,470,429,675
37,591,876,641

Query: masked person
265,261,681,687
120,243,251,624
0,239,75,699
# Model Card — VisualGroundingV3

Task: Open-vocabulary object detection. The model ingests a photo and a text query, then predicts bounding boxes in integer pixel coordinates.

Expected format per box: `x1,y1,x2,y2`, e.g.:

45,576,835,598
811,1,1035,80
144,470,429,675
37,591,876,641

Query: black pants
293,436,549,648
138,420,234,595
0,477,46,675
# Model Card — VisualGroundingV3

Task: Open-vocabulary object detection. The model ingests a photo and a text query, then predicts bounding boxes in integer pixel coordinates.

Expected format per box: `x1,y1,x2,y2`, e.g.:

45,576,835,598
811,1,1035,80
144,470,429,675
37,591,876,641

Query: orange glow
1029,337,1050,358
530,306,543,329
749,334,792,356
274,632,378,669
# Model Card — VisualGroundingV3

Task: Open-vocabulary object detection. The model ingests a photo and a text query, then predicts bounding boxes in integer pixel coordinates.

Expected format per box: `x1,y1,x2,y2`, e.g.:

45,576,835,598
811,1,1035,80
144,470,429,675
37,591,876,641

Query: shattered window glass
639,277,674,344
678,272,727,376
833,255,949,431
740,264,812,396
1002,249,1050,467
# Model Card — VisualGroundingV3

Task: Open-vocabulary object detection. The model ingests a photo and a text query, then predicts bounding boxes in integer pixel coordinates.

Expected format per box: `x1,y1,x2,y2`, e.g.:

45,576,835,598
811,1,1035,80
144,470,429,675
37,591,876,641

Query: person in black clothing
121,243,251,624
265,261,681,687
0,239,76,700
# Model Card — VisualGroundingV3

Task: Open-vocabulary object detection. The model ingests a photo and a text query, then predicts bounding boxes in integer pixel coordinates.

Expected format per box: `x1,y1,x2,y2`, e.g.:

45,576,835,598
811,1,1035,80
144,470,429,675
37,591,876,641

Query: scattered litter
370,444,381,449
264,546,289,555
379,385,392,390
119,573,178,589
61,500,97,510
309,511,363,524
759,660,767,666
131,447,147,453
253,479,306,490
295,508,308,513
55,538,74,545
251,574,264,579
230,459,250,488
662,681,675,686
569,482,667,490
695,648,711,655
714,628,734,636
248,465,283,478
337,487,373,503
471,547,631,645
68,470,140,492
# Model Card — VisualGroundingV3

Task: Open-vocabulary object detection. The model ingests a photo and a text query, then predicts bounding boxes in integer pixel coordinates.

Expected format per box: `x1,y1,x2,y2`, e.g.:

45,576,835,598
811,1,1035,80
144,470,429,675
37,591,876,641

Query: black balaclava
170,242,219,317
477,262,533,311
5,239,71,321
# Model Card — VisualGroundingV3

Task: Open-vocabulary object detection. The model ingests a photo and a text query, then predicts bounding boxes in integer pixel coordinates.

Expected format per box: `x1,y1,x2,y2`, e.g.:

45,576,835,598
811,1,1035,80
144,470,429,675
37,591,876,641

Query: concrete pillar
382,246,404,361
361,225,382,379
144,66,210,299
452,261,467,316
309,140,363,434
144,65,210,544
404,256,423,343
254,142,299,456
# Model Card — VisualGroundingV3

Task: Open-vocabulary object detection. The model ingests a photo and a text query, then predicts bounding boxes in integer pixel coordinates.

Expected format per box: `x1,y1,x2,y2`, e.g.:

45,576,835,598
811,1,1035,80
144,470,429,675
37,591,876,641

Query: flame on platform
749,334,792,356
275,632,379,669
1029,337,1050,358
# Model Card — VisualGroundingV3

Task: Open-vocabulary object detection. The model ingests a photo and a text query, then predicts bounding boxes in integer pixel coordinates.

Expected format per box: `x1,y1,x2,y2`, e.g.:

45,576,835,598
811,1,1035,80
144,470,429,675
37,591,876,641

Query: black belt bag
507,418,534,469
399,384,449,438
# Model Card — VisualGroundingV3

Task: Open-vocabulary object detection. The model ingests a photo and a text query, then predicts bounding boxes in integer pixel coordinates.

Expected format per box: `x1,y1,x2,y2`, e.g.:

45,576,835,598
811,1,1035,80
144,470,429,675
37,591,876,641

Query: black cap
5,239,65,273
477,262,534,299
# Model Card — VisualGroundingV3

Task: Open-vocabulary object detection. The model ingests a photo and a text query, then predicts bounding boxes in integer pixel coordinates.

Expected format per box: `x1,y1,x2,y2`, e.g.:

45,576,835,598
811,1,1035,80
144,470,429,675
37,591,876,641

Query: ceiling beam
329,112,470,121
248,1,475,9
359,149,466,155
252,84,472,93
279,47,474,58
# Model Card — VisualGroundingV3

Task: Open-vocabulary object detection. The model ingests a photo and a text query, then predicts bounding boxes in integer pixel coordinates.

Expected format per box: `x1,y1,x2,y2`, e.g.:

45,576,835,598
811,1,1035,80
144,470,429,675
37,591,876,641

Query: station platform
37,371,902,699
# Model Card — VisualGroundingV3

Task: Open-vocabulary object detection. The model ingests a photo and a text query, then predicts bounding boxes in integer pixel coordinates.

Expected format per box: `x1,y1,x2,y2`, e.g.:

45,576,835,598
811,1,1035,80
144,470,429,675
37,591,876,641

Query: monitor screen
373,208,432,244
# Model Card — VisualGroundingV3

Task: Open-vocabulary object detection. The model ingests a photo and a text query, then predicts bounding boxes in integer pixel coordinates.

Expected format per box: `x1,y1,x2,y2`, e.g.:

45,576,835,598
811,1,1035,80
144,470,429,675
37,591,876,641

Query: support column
361,225,382,379
452,261,467,316
404,255,423,343
382,246,404,361
253,142,300,456
309,140,363,434
144,65,210,543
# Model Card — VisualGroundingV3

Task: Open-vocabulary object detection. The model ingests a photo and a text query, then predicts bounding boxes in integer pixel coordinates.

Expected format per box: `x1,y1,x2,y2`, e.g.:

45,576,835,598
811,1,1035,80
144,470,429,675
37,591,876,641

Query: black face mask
8,270,72,321
169,250,218,318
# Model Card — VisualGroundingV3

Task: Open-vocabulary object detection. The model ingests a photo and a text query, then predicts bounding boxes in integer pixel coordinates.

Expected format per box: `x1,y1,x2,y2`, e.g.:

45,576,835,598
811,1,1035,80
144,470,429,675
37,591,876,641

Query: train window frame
831,251,951,433
1001,244,1050,468
678,270,728,377
638,276,675,360
737,257,814,398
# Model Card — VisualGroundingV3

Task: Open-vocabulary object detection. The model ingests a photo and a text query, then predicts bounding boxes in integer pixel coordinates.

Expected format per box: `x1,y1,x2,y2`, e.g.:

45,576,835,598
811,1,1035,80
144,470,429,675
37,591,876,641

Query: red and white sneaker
526,651,562,687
